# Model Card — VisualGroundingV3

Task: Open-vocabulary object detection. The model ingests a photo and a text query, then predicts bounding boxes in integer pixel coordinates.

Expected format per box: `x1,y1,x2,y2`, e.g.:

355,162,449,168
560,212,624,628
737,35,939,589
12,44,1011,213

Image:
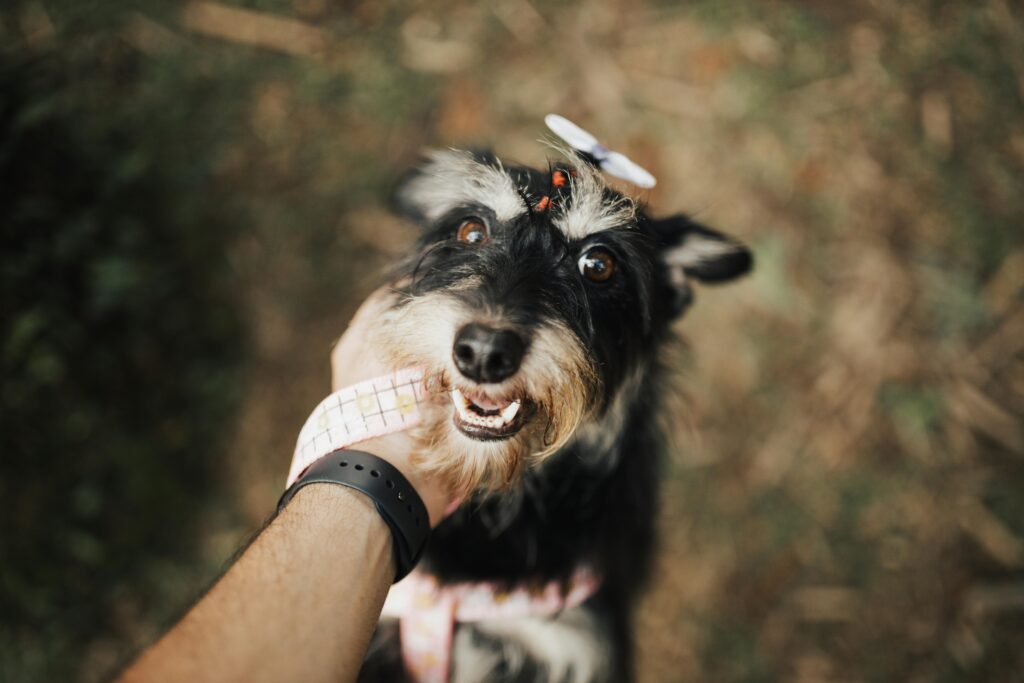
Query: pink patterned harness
380,567,602,683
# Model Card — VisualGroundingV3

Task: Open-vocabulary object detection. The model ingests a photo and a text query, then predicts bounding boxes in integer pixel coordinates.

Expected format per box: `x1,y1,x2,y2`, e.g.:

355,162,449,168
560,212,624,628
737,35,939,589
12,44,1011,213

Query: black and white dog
360,141,752,682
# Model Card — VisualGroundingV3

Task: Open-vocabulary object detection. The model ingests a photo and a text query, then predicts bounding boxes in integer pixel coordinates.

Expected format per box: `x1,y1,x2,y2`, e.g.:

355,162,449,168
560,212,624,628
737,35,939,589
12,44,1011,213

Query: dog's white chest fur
451,607,612,683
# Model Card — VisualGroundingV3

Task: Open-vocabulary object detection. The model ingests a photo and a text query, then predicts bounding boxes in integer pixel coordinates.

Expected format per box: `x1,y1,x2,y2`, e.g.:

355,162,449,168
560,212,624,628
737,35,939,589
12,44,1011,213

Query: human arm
118,484,393,683
116,290,449,683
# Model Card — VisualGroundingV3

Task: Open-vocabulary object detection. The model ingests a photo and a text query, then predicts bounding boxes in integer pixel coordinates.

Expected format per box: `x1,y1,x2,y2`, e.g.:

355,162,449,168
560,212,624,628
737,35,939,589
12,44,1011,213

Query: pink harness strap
380,567,601,683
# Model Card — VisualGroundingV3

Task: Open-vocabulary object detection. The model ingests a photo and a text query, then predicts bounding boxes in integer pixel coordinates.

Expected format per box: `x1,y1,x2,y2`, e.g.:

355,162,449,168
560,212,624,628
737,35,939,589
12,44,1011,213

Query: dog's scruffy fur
360,147,752,683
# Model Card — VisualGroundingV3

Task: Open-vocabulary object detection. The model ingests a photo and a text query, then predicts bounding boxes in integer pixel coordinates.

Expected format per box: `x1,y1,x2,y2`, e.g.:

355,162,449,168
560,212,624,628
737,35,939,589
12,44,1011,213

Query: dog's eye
578,248,616,283
457,218,489,245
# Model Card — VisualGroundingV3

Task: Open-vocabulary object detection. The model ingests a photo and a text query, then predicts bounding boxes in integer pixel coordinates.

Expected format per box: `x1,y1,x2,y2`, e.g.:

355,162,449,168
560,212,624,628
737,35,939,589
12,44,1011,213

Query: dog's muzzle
449,324,530,441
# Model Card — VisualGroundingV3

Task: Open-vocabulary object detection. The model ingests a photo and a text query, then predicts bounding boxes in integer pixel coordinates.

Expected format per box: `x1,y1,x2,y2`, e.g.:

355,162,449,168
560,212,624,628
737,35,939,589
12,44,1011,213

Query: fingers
330,287,400,391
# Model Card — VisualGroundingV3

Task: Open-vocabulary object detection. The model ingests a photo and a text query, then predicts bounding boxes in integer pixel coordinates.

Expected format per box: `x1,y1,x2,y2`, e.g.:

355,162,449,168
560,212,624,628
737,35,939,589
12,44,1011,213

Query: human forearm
118,288,454,682
118,484,393,683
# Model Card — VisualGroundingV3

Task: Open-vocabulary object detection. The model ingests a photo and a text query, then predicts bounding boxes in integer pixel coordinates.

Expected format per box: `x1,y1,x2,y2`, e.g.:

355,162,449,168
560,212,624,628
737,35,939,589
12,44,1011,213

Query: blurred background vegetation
2,1,1022,681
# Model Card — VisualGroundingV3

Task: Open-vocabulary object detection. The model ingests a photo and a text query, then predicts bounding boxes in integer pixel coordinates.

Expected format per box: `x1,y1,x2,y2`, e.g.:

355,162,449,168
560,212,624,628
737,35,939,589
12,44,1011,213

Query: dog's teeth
451,389,472,420
501,401,521,423
452,389,523,431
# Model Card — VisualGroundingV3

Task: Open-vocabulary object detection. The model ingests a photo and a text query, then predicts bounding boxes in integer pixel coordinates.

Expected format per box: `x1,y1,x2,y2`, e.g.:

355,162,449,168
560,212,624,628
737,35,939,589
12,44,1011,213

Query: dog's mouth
450,388,529,441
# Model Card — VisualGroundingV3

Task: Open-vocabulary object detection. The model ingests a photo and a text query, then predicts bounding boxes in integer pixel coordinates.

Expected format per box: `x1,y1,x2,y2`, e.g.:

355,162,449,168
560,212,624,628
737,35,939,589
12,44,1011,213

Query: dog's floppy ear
391,149,503,228
647,214,752,316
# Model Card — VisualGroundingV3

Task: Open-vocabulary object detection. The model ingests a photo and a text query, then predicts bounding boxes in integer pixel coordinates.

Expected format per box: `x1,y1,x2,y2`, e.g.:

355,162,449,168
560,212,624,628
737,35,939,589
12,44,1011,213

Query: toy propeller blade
601,151,657,188
544,114,657,189
544,114,600,153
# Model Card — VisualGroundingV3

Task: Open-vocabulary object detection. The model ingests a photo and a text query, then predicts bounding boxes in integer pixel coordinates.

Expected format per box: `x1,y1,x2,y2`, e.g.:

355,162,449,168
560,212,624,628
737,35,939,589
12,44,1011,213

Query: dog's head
375,149,751,493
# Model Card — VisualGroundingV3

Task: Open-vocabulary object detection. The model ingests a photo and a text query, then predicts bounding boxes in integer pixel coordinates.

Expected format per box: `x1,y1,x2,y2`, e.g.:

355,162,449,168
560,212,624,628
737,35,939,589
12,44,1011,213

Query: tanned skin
116,291,451,683
119,485,393,683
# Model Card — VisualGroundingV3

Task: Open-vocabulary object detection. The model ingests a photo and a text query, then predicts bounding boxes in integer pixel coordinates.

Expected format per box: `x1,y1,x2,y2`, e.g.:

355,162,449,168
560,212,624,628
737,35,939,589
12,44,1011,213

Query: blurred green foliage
1,13,246,680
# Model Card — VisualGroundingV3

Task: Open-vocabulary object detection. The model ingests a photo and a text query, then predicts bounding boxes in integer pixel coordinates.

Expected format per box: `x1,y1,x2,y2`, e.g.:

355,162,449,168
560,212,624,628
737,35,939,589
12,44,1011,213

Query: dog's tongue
466,391,508,411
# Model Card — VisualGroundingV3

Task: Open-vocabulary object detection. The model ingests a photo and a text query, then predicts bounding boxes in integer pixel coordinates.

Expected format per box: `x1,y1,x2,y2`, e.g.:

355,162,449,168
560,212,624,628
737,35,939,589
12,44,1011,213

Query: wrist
285,481,389,543
279,449,431,581
354,435,451,528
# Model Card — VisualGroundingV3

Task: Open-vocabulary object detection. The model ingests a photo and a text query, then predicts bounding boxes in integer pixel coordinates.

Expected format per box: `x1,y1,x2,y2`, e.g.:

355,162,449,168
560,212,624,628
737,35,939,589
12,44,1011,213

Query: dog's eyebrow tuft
552,158,637,240
398,149,527,224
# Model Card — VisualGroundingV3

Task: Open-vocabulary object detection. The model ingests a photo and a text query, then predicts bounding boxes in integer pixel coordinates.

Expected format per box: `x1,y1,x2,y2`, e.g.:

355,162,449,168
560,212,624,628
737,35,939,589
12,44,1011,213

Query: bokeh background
3,0,1023,681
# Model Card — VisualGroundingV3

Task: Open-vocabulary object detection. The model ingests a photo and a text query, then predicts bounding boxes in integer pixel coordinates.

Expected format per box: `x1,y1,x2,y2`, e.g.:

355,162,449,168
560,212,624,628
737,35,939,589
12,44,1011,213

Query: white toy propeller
544,114,657,189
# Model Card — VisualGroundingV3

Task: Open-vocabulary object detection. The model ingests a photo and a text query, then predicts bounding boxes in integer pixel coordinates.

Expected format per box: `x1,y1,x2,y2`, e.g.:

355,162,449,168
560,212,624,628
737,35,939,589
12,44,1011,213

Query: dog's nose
452,324,525,384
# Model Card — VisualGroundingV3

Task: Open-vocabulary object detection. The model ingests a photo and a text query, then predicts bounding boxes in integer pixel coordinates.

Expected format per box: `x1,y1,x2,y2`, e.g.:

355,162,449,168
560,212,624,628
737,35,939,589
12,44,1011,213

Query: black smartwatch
278,449,430,582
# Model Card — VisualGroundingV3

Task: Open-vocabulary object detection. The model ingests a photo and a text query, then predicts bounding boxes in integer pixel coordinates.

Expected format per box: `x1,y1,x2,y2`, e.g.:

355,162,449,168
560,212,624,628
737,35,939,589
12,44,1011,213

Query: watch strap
278,449,430,582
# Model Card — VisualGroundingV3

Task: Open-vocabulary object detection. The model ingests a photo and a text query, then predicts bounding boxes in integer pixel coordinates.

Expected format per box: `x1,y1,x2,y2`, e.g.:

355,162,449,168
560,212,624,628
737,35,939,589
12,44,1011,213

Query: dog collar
286,367,428,487
381,567,602,683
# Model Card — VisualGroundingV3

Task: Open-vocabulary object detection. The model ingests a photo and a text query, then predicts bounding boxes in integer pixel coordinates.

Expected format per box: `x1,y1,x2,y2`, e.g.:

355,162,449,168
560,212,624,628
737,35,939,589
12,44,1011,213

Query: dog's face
375,150,751,493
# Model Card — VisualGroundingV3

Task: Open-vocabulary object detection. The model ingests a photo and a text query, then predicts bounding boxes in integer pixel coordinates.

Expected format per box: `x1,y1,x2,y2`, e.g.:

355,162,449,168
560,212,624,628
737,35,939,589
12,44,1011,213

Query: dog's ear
391,149,502,228
647,214,752,316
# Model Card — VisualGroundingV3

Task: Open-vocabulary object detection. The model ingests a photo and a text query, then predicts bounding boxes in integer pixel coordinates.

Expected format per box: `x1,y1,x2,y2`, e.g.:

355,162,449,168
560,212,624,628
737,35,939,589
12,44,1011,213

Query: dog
358,137,752,682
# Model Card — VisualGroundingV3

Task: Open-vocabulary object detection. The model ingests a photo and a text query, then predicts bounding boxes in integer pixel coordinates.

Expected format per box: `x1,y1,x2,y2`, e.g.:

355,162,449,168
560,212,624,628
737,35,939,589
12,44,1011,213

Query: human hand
328,287,453,527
